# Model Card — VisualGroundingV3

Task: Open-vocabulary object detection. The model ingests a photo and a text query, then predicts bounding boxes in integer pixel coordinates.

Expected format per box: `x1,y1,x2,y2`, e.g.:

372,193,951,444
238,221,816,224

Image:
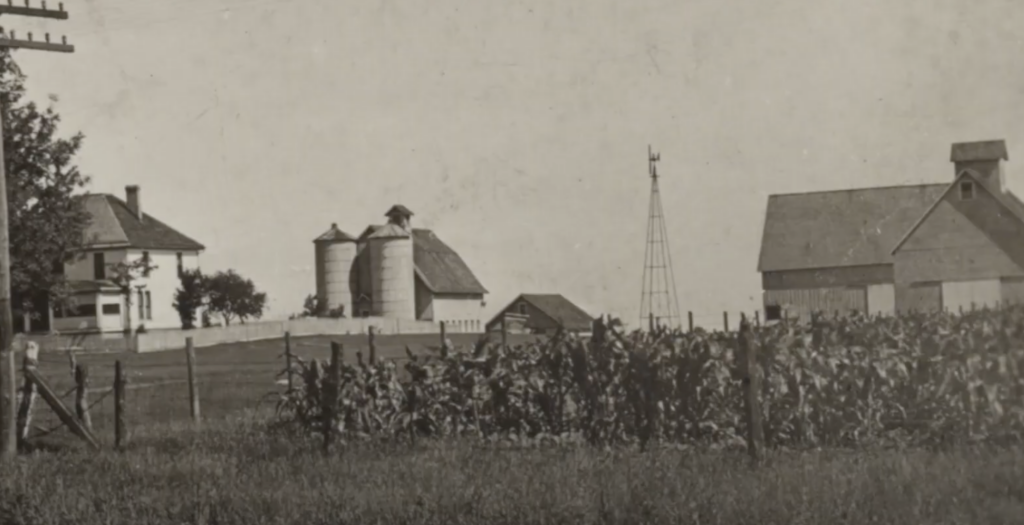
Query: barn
757,139,1024,322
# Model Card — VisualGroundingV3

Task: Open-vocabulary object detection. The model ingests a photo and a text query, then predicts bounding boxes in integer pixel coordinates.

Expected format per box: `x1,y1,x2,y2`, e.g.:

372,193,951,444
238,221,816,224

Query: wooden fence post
739,318,764,465
754,310,761,327
323,342,342,454
501,315,508,349
284,331,294,391
368,326,377,366
687,311,694,332
114,360,126,451
15,342,38,447
74,364,92,432
186,337,200,426
723,311,730,333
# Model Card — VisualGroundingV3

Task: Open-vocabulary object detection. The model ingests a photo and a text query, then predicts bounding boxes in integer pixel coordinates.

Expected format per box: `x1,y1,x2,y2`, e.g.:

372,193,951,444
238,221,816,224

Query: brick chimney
125,185,142,221
951,140,1009,194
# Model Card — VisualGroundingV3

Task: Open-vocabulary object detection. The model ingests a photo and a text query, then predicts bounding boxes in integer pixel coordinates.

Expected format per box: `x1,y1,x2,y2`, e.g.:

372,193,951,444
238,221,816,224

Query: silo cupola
385,205,414,229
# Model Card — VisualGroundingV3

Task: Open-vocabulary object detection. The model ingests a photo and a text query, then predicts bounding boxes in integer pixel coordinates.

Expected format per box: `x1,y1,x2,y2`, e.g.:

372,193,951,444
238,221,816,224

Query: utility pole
0,0,74,458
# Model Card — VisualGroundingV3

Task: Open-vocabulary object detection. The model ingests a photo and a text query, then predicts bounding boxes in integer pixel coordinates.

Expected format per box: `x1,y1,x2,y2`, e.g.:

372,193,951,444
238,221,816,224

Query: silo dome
313,223,357,317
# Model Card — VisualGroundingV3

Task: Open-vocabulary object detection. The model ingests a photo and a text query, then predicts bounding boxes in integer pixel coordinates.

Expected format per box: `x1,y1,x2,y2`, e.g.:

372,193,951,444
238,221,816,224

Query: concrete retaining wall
22,317,447,353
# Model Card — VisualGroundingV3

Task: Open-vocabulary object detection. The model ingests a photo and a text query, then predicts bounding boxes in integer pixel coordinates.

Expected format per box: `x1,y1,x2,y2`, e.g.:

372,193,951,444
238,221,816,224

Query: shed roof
757,184,947,272
488,293,594,331
80,194,205,251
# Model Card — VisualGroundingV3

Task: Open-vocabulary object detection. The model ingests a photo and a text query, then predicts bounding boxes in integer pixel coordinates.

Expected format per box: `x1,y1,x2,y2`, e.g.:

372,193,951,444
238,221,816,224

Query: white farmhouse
33,185,205,334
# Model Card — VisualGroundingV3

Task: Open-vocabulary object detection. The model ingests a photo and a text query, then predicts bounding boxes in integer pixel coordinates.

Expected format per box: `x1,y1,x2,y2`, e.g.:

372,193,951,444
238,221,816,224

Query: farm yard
1,308,1023,524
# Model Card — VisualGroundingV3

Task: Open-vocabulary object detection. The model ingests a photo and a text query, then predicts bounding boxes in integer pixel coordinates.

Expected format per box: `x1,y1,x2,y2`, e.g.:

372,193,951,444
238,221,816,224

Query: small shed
485,294,594,335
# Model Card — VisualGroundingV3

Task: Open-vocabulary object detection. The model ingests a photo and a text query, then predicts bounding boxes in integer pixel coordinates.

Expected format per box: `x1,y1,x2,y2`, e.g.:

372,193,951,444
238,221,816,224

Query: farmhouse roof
80,194,205,251
492,293,593,331
359,224,488,294
757,184,947,272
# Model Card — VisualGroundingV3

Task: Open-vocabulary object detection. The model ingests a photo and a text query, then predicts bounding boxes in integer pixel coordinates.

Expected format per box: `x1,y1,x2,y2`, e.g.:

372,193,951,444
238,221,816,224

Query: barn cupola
951,139,1009,195
384,204,414,230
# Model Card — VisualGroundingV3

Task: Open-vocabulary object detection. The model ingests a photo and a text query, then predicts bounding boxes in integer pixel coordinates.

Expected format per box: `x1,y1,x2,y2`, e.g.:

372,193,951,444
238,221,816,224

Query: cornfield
273,306,1024,449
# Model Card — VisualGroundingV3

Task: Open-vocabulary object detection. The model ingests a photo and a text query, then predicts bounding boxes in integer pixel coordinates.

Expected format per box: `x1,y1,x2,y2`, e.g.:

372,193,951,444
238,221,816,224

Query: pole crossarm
0,4,68,20
0,37,72,52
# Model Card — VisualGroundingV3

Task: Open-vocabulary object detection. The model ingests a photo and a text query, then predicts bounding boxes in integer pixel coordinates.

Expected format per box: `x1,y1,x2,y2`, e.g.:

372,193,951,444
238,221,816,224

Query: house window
138,289,145,321
145,291,152,320
960,180,975,200
142,251,151,277
176,252,184,277
67,303,97,318
764,305,782,321
102,304,121,316
93,253,105,280
517,302,528,315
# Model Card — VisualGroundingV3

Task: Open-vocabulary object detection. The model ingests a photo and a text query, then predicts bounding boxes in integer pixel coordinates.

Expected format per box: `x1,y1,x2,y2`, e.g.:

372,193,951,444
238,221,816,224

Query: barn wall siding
762,265,893,290
763,287,867,323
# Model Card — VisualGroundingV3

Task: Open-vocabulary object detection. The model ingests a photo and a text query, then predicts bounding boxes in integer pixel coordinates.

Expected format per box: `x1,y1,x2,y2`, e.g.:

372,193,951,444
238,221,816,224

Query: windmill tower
639,146,682,331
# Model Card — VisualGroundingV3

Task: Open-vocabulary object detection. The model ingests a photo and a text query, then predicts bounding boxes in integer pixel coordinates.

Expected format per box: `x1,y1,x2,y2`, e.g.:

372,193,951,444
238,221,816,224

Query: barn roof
411,229,487,294
80,194,205,251
358,224,488,294
489,294,594,331
757,184,947,272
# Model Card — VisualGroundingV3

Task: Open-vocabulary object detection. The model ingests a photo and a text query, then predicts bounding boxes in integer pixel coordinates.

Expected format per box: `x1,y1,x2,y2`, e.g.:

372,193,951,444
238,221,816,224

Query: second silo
368,222,415,319
313,223,357,317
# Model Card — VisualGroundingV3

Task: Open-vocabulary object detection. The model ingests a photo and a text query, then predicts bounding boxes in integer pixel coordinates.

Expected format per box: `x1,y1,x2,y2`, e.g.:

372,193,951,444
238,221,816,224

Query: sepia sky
11,0,1024,327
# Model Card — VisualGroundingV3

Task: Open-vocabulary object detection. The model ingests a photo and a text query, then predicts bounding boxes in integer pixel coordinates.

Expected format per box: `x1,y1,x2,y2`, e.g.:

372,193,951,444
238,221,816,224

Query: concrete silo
368,206,416,319
313,223,357,317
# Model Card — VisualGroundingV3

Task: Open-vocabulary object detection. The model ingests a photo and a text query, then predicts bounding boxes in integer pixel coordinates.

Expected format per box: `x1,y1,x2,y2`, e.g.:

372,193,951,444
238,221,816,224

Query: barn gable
891,170,1024,284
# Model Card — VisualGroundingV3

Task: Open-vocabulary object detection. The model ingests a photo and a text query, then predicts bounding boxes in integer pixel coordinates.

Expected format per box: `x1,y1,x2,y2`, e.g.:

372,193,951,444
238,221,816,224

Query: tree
107,257,157,334
173,268,207,330
205,270,267,326
294,293,345,319
1,49,91,320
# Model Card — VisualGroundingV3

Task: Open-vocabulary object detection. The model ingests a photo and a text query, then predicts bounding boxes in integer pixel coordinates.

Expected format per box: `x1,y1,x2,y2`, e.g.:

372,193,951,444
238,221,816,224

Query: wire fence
18,329,517,448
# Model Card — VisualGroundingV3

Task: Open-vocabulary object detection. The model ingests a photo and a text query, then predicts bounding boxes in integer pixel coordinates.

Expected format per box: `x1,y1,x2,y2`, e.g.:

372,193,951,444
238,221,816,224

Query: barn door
942,279,1001,313
866,284,895,316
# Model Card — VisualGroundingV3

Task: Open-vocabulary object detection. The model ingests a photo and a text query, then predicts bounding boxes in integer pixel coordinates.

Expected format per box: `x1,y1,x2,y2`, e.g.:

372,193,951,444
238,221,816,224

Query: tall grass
1,414,1022,525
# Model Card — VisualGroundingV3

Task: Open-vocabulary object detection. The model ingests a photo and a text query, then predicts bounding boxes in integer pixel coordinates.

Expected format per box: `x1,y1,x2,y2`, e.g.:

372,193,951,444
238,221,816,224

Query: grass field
2,413,1022,525
22,332,539,446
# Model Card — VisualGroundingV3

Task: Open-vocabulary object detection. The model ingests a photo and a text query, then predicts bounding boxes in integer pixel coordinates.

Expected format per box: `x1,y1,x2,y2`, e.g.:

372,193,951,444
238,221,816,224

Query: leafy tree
107,257,157,334
295,293,345,319
1,48,91,320
301,293,319,317
173,268,207,329
205,270,267,326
